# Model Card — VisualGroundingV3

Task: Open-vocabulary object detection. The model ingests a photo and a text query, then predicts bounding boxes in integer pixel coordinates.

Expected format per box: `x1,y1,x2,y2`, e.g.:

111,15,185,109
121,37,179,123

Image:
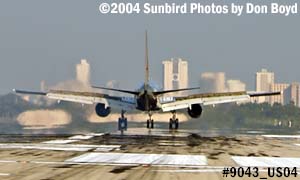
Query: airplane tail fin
145,31,149,87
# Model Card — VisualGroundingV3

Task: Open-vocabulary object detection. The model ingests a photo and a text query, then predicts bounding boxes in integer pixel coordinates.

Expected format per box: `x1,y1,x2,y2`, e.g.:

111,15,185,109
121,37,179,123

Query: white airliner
14,32,281,131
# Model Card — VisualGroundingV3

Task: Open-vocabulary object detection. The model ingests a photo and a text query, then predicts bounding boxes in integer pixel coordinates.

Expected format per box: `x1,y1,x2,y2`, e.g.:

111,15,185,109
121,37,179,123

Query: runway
0,128,299,180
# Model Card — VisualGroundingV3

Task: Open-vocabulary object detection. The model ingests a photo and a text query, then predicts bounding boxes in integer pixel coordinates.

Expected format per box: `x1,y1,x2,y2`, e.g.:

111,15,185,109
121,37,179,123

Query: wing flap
14,89,136,111
160,90,281,112
202,95,250,106
47,90,136,110
47,90,104,104
47,92,101,105
161,95,250,112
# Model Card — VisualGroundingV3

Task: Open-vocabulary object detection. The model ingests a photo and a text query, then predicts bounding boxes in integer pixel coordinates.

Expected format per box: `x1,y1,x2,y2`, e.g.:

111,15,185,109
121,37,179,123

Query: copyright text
98,2,298,16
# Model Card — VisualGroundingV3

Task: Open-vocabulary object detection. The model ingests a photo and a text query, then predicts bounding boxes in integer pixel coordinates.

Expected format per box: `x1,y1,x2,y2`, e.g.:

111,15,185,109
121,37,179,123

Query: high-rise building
284,83,300,107
200,72,226,92
269,83,289,105
255,69,274,103
76,59,90,85
227,80,246,92
40,80,46,92
162,58,188,95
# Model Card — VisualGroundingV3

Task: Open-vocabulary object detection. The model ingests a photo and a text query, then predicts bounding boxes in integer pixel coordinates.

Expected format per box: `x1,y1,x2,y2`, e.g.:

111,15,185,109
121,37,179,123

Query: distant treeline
184,102,300,130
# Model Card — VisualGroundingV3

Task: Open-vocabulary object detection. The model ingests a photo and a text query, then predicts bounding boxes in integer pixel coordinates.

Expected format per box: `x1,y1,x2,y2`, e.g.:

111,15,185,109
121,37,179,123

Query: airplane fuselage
136,84,159,111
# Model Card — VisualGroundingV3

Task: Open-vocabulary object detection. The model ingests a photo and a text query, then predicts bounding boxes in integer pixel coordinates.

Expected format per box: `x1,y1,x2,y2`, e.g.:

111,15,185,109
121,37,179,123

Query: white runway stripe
0,173,10,176
66,153,207,167
0,158,219,170
232,156,300,167
262,135,300,138
42,139,79,144
86,133,105,137
247,131,265,134
68,135,94,140
0,143,121,152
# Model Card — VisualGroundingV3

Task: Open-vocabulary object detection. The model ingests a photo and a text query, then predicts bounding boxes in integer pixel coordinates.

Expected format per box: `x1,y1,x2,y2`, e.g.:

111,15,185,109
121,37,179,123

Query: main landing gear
146,112,154,129
118,110,127,134
169,111,179,130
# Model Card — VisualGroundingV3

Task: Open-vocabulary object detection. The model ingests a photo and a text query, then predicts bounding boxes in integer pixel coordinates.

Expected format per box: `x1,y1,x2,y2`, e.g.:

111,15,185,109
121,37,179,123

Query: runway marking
94,147,120,152
0,173,10,176
247,131,265,134
157,142,186,146
0,143,121,152
68,135,94,140
42,139,79,144
262,135,300,138
86,133,105,137
0,143,90,151
65,152,207,167
232,156,300,167
0,159,209,167
157,143,186,146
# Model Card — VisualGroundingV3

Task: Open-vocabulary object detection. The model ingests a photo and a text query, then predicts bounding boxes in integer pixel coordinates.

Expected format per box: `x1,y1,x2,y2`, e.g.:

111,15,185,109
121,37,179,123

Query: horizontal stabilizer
92,86,139,95
13,89,47,96
247,91,281,97
154,87,201,95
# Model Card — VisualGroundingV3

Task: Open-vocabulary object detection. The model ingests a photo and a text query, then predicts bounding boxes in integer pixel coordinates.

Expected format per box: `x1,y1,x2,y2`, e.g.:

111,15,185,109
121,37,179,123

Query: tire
124,118,128,130
150,119,154,129
175,119,179,129
169,119,173,129
118,118,122,131
146,119,150,129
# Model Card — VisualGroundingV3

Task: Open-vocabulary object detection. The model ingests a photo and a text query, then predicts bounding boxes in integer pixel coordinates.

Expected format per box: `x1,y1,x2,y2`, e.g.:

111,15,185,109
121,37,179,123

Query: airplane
13,32,281,131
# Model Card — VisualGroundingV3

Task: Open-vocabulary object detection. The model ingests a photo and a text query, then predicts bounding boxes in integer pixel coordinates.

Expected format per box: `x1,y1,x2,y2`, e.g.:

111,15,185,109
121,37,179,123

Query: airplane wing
13,89,136,111
159,91,281,112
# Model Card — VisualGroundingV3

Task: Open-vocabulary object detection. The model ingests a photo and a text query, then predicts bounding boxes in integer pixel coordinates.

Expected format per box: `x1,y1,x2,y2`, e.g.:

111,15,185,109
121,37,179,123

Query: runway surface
0,128,299,179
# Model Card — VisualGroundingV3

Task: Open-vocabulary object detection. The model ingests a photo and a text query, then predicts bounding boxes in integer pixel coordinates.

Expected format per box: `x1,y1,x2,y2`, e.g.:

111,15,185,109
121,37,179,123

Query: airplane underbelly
136,96,158,111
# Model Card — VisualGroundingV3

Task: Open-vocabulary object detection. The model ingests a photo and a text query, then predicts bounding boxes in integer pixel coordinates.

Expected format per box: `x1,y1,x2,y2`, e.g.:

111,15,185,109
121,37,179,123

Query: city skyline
0,1,299,94
47,59,298,94
18,58,300,108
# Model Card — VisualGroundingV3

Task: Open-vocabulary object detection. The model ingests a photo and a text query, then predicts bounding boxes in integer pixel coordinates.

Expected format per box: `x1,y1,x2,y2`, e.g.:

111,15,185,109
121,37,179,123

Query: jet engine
95,103,111,117
187,104,202,118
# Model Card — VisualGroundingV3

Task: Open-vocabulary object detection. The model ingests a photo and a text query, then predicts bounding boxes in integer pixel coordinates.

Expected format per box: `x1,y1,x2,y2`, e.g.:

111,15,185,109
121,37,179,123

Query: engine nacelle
187,104,202,118
95,103,111,117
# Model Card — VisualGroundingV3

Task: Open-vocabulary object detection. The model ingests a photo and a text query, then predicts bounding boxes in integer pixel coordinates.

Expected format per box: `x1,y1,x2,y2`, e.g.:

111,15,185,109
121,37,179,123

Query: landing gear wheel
146,112,154,129
169,119,178,130
169,118,173,129
118,110,127,134
150,119,154,129
147,119,154,129
169,111,179,130
175,118,179,129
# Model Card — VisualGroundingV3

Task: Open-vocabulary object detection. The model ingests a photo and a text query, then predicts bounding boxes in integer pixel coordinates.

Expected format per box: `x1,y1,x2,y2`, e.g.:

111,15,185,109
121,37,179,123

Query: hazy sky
0,0,299,94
